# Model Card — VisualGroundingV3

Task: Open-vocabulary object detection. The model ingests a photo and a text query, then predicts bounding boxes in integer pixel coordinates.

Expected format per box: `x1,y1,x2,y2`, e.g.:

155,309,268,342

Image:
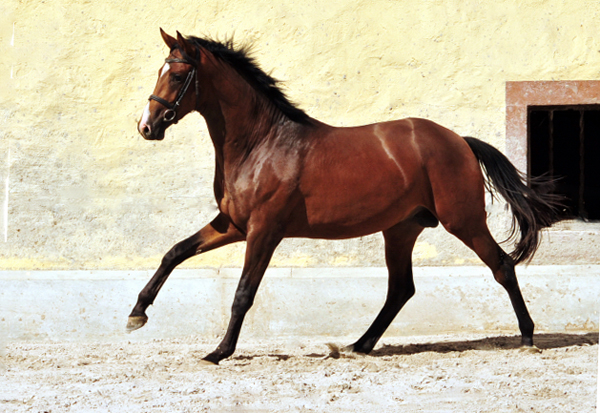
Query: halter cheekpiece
148,54,198,123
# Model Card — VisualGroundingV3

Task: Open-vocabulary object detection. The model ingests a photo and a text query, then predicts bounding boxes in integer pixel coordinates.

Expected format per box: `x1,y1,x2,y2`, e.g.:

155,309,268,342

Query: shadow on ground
369,332,599,357
229,332,598,362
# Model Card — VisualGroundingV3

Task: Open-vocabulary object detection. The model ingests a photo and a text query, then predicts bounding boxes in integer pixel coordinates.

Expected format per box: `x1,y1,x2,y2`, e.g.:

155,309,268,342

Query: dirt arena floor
1,332,597,412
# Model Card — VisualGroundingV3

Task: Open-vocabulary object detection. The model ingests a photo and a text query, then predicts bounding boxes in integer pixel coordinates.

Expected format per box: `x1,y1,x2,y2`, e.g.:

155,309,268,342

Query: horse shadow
368,332,599,357
229,332,598,362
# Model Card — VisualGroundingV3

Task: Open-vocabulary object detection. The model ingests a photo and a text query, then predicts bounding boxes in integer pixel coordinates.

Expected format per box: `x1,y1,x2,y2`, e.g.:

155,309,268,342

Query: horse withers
128,29,563,364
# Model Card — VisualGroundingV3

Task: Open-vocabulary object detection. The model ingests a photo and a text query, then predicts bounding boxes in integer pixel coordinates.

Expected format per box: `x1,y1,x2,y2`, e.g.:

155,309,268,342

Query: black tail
464,137,564,265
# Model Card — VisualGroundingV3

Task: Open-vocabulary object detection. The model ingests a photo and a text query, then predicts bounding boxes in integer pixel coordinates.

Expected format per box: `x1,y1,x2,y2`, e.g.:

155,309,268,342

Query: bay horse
128,29,562,364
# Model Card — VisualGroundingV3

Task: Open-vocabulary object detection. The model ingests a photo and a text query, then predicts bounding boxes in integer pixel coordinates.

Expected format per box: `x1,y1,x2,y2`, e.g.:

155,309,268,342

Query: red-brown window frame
506,81,600,172
506,81,600,220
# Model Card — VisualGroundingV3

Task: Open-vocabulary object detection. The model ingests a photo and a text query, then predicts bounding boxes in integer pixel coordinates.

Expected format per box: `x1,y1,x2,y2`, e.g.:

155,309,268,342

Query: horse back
291,117,481,238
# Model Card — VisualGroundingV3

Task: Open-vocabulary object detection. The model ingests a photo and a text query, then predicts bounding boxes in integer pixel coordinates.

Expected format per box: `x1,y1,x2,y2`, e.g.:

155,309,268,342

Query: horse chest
218,156,299,228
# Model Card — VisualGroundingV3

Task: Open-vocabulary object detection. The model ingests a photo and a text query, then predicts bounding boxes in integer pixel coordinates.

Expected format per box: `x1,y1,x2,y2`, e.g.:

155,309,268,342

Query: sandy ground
0,332,597,413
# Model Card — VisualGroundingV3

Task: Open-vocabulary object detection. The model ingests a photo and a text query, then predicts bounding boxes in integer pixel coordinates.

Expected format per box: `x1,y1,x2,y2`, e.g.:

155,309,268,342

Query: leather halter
148,56,198,123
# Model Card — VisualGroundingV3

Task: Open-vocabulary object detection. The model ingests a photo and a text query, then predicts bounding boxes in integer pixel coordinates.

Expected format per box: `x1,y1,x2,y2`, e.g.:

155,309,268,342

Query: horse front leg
126,213,245,332
202,226,284,364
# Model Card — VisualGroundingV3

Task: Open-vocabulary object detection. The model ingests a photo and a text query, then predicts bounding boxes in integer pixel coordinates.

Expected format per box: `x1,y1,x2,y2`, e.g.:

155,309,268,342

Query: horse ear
160,28,177,50
176,31,196,59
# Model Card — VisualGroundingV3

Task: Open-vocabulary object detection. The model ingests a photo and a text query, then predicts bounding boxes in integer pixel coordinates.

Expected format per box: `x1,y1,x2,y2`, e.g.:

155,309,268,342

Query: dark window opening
528,105,600,220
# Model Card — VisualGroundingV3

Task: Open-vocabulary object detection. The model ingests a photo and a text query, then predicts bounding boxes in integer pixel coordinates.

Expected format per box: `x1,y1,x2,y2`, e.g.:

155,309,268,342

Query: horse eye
171,73,183,83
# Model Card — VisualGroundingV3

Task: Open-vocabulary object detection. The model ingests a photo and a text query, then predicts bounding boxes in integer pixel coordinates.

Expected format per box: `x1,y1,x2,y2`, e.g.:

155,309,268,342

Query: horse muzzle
138,102,167,140
138,118,166,141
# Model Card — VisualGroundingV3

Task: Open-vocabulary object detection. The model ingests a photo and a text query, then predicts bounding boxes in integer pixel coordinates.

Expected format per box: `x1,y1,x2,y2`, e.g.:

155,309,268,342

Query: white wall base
1,266,598,343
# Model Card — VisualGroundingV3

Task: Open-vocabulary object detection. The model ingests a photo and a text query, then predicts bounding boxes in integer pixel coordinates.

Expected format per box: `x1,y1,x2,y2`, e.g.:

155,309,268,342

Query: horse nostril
140,124,151,138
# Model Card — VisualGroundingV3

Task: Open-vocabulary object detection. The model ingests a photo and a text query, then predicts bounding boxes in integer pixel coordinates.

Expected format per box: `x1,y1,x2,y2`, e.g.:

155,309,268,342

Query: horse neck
198,60,285,163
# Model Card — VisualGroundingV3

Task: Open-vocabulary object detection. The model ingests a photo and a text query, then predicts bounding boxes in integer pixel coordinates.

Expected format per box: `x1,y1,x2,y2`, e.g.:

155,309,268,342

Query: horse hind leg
442,214,535,347
350,221,424,354
493,247,535,347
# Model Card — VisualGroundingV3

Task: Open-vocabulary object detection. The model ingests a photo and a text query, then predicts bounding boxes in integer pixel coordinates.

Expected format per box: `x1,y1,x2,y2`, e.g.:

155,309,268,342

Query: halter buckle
163,109,176,122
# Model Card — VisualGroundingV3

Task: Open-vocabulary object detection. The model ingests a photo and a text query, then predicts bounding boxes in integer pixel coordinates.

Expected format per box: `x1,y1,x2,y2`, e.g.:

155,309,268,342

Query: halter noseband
148,56,198,123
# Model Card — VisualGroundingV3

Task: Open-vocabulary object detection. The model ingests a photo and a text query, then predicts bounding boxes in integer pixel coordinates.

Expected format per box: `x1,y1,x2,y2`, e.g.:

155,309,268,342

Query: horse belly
298,155,424,239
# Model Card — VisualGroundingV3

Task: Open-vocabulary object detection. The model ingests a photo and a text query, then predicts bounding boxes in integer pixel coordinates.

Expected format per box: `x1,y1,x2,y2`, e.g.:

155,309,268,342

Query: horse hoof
126,315,148,332
198,358,219,367
201,354,221,365
326,343,355,359
520,345,542,354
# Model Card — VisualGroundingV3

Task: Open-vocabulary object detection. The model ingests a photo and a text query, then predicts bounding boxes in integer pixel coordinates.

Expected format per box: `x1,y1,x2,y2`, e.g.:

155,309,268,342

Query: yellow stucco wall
1,0,599,270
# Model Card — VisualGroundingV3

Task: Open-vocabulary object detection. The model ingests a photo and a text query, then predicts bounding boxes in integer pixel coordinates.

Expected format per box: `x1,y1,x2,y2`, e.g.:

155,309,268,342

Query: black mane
184,35,310,124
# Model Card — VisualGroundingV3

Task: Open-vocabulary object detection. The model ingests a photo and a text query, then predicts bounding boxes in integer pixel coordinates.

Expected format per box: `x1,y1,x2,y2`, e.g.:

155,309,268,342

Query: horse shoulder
220,142,303,229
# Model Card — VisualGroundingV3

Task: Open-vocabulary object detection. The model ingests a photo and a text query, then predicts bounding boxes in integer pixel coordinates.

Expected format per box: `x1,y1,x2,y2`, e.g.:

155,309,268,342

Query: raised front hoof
126,315,148,332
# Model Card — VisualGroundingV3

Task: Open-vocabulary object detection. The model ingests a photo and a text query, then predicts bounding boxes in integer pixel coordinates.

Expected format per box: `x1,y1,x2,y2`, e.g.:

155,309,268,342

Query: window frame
506,81,600,174
506,81,600,224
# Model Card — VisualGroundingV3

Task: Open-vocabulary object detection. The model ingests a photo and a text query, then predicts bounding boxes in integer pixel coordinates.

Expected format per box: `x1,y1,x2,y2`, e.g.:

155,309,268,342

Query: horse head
138,29,200,140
